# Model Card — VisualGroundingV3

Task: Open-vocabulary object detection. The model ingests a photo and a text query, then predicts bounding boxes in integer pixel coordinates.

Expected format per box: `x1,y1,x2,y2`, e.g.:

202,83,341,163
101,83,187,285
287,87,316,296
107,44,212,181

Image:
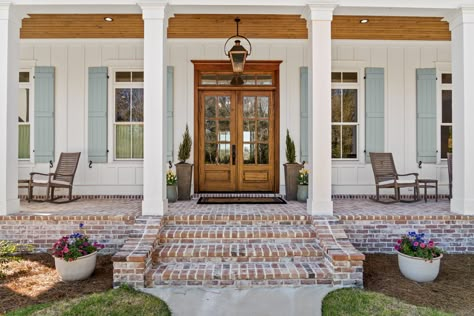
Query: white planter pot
397,252,442,282
54,252,97,281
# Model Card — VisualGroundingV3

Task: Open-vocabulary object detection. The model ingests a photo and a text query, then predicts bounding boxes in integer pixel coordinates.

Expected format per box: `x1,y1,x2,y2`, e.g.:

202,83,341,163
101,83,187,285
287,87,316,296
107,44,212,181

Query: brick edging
337,214,474,221
0,214,136,221
112,216,163,288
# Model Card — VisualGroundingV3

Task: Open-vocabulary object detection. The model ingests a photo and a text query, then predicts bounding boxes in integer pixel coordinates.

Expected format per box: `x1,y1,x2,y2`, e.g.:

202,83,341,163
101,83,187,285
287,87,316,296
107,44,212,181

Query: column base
0,198,20,215
307,198,333,216
142,198,168,216
450,198,474,215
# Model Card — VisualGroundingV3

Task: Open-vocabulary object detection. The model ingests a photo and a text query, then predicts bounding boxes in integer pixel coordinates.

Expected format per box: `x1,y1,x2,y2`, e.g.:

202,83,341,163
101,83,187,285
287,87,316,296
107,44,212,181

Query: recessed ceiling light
104,17,113,22
360,19,369,24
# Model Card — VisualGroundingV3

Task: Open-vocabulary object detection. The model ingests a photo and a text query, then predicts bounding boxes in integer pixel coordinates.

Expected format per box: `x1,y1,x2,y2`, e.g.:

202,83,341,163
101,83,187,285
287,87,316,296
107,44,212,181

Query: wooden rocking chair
369,152,420,203
28,152,81,203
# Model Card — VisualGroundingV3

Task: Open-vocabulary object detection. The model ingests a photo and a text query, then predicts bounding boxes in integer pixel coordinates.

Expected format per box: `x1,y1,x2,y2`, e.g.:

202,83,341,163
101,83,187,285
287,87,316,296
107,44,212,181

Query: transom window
200,73,273,86
331,72,359,159
114,71,144,160
18,71,31,160
440,73,452,159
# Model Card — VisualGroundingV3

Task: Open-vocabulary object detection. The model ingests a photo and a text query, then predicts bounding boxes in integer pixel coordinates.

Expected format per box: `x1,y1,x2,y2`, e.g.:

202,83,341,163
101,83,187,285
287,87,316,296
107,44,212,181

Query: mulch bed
364,254,474,316
0,253,113,315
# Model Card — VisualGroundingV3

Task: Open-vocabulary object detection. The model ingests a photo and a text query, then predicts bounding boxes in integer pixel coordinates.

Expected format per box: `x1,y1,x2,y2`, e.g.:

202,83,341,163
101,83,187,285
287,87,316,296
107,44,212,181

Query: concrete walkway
143,286,335,316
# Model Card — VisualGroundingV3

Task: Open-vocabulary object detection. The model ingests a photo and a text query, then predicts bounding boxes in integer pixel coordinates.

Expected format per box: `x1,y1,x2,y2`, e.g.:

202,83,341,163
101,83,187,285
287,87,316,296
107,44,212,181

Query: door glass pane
115,89,131,122
258,144,269,164
116,125,131,159
331,89,341,122
441,73,452,84
257,97,269,118
18,88,29,123
218,120,230,142
205,120,217,142
257,121,269,142
205,143,217,164
243,121,255,142
442,90,452,123
332,126,341,158
132,125,144,159
243,143,255,164
243,97,256,118
205,96,216,118
441,126,452,159
217,74,233,85
202,74,217,85
342,125,357,159
342,89,357,122
18,125,30,159
256,75,272,86
218,144,230,164
217,96,231,118
131,88,144,122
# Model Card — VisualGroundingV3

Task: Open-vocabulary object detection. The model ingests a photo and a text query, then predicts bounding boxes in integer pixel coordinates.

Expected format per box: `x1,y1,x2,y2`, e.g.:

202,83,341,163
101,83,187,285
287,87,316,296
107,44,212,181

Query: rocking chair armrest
397,173,419,179
29,172,55,180
55,173,75,177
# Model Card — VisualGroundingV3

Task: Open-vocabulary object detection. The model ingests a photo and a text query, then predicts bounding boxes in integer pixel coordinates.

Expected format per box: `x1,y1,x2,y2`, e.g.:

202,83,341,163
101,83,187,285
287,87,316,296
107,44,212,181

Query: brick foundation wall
339,215,474,253
0,215,136,252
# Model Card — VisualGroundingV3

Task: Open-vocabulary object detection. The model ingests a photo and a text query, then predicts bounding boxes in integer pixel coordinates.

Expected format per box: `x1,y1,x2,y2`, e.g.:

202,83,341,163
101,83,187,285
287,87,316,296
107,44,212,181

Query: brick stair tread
159,225,317,241
156,243,323,259
164,212,311,224
154,261,332,282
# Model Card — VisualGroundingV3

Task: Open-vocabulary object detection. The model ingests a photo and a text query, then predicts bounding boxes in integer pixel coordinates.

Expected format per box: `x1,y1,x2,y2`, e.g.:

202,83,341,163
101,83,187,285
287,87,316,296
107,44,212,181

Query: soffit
20,14,451,41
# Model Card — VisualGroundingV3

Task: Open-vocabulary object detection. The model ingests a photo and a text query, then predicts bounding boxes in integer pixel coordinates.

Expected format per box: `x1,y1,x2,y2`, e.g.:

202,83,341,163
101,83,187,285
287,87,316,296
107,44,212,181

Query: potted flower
51,224,104,281
283,130,302,200
395,231,443,282
297,167,309,202
166,169,178,203
175,124,193,200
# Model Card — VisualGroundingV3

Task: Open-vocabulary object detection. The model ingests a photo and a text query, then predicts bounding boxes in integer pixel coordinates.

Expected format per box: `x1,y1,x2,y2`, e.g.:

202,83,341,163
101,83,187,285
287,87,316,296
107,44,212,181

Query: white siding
18,39,452,195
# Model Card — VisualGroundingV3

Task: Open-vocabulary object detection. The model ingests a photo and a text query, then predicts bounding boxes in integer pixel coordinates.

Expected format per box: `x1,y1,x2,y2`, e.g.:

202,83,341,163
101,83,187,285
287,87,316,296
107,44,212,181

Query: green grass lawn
322,288,453,316
6,286,171,316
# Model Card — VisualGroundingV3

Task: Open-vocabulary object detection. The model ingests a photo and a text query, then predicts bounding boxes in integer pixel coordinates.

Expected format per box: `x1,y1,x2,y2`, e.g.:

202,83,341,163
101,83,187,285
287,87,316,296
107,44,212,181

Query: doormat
197,196,287,205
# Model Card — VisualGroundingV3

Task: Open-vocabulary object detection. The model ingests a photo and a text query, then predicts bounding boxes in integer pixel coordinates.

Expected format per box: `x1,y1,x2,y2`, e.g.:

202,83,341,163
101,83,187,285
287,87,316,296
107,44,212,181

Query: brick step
164,213,312,225
148,261,333,287
154,243,324,263
158,225,317,243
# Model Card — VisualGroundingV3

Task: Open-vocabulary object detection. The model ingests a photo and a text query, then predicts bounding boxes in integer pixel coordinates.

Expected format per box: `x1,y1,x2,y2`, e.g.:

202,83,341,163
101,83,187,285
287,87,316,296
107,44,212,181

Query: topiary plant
286,129,296,163
178,124,192,163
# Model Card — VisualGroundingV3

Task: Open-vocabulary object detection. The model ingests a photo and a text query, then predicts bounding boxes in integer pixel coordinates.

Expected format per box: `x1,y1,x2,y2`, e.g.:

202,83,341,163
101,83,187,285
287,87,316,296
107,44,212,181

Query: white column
139,1,169,216
303,4,335,216
448,7,474,215
0,3,20,215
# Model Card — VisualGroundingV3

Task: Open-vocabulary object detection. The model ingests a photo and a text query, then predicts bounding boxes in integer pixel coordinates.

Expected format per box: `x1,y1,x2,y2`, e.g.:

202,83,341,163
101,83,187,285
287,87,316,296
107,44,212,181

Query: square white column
139,2,170,216
447,7,474,215
303,4,336,216
0,3,20,215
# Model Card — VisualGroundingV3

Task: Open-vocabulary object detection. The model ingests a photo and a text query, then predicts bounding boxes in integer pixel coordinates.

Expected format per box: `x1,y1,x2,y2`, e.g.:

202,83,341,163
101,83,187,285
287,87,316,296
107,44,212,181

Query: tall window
440,73,452,159
18,71,31,159
114,71,144,160
331,72,359,159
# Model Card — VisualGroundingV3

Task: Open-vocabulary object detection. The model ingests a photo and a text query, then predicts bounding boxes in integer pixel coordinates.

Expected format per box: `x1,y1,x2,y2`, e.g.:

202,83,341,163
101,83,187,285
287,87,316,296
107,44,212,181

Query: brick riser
164,214,312,226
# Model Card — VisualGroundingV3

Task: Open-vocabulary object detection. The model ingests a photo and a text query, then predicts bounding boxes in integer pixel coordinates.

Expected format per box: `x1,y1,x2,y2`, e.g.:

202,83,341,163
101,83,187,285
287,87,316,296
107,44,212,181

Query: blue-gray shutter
365,68,385,161
88,67,108,163
34,67,55,163
167,66,174,163
416,68,437,163
300,67,309,163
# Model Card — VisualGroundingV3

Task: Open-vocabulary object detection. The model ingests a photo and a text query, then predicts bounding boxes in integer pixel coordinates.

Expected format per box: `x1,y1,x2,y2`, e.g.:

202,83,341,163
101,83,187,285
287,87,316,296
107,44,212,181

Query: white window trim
330,67,364,162
436,63,452,164
18,68,35,164
108,68,145,162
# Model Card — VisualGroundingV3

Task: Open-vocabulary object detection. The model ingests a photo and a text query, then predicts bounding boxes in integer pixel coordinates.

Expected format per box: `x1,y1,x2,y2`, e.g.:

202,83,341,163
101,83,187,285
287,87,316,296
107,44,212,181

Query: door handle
232,144,236,165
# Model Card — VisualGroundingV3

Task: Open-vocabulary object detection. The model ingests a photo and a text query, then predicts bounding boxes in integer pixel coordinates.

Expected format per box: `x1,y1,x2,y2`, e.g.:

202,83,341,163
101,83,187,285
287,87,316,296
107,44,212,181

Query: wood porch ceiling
20,14,451,41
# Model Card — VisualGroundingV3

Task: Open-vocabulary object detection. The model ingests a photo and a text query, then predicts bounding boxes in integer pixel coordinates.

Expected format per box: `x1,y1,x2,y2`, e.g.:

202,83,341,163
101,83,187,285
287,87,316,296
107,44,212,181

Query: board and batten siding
18,39,451,195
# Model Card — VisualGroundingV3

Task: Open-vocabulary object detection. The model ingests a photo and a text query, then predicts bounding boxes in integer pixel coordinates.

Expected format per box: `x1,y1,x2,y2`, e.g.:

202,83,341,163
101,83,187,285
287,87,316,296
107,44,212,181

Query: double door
198,90,275,192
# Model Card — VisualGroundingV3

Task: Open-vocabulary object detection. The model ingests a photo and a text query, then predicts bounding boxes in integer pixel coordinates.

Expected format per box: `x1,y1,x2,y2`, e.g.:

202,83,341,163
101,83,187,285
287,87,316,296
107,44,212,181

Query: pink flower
413,241,419,247
394,245,400,251
397,240,402,244
63,246,69,253
428,243,433,248
420,243,426,248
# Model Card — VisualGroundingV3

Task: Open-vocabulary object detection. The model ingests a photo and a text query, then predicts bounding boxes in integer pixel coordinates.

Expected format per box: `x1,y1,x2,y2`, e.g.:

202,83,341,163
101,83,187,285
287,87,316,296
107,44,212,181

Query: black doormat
197,196,287,205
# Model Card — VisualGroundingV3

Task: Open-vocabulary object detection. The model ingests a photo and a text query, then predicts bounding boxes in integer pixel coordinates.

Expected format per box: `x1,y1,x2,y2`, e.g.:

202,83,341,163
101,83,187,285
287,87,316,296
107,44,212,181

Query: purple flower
79,223,84,229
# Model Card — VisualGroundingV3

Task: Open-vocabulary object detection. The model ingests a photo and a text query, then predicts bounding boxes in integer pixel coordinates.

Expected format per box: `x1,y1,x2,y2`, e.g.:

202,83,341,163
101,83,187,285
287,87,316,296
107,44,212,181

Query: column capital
138,0,173,21
302,2,337,22
445,6,474,31
0,2,22,27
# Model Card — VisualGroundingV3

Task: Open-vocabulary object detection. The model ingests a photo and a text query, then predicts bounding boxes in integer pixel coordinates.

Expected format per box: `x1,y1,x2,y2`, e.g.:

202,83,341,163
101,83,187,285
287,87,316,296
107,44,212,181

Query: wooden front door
198,90,275,192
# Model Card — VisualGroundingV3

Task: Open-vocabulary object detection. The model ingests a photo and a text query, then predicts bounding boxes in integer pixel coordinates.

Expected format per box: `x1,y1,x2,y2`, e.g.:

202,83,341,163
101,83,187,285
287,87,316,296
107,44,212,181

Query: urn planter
297,184,308,202
175,163,193,200
54,252,97,281
397,252,442,282
167,185,178,203
284,163,302,200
